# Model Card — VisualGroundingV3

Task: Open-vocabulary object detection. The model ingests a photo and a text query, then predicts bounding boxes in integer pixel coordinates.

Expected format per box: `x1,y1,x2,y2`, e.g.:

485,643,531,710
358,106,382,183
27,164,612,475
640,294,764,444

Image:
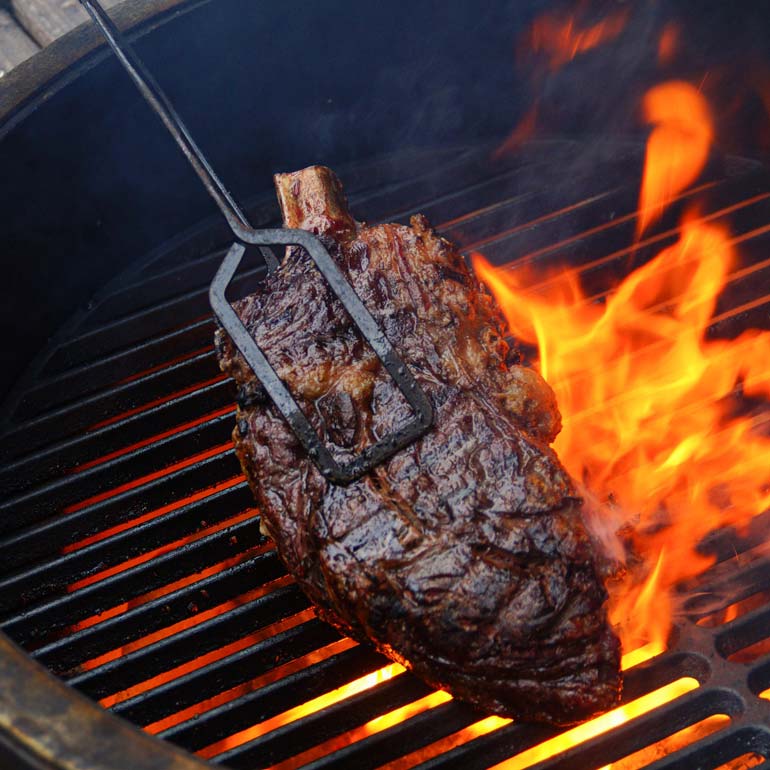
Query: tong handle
79,0,434,485
78,1,249,236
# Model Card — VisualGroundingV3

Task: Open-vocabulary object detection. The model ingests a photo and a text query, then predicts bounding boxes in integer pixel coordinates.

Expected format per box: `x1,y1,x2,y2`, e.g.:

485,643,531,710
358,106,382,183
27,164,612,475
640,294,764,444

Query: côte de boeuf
215,166,621,725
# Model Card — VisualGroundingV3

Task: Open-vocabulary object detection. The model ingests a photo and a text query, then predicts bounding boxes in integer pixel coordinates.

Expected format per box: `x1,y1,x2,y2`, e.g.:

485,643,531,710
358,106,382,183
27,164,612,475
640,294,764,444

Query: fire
658,23,680,66
525,6,628,71
474,80,770,656
637,82,714,237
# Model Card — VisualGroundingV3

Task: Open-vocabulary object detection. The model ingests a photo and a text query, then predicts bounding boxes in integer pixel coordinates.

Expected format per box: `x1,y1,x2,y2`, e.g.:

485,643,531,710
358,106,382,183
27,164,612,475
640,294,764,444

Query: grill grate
1,141,770,770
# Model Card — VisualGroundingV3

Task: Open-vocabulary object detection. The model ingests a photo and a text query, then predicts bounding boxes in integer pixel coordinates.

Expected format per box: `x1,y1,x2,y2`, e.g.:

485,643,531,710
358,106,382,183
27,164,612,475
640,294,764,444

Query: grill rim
0,629,214,770
0,0,203,139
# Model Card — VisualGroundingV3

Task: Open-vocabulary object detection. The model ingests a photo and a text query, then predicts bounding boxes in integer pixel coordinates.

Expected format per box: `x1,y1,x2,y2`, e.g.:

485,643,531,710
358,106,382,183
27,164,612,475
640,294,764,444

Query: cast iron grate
1,141,770,770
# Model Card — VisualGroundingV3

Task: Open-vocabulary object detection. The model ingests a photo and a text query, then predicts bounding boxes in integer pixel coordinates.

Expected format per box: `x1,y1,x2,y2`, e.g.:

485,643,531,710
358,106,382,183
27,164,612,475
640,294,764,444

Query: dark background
1,0,770,405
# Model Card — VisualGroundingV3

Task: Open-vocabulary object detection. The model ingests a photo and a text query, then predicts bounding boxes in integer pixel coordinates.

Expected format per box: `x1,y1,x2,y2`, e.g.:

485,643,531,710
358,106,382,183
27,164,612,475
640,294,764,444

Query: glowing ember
600,713,730,770
636,82,714,237
474,82,770,657
490,679,700,770
199,661,406,760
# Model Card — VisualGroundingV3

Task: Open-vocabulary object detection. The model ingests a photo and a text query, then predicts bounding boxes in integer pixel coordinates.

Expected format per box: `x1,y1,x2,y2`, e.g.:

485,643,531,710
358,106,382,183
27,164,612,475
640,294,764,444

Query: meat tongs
77,0,433,485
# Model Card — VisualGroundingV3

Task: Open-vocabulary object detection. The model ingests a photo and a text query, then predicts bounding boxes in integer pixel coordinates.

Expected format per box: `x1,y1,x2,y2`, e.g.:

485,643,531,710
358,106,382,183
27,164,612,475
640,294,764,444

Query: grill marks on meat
215,166,621,724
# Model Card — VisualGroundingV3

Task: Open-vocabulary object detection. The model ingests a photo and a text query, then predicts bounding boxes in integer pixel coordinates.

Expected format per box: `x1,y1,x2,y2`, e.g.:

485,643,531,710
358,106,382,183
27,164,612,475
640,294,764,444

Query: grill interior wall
1,142,770,770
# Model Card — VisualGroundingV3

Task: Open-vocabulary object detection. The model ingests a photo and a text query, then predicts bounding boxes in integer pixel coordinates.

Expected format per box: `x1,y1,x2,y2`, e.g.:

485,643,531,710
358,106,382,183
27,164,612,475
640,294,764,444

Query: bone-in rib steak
215,166,621,724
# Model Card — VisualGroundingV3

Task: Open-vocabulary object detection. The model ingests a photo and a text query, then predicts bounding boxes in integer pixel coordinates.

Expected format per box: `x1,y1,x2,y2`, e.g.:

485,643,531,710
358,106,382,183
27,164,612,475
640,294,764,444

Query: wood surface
0,8,39,76
10,0,122,48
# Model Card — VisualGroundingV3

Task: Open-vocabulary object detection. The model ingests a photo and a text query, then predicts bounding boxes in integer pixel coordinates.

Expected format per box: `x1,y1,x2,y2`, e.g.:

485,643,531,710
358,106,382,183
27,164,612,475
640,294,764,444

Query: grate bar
522,203,770,323
0,483,253,612
345,141,617,236
746,652,770,696
40,266,263,377
11,319,215,422
486,187,770,287
160,645,388,752
716,604,770,659
212,672,433,770
1,516,267,643
0,381,236,495
0,350,223,463
636,725,770,770
518,688,743,770
0,414,234,526
690,556,770,622
80,248,234,332
68,583,309,700
33,556,279,675
111,618,342,726
501,176,765,265
0,451,238,554
301,700,478,770
411,722,549,770
410,654,705,770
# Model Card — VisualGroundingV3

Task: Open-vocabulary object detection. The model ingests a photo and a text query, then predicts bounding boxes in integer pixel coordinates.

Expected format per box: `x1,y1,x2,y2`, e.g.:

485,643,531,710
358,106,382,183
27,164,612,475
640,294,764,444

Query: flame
637,82,714,237
658,23,680,66
609,550,671,654
494,105,540,160
526,7,628,71
475,81,770,656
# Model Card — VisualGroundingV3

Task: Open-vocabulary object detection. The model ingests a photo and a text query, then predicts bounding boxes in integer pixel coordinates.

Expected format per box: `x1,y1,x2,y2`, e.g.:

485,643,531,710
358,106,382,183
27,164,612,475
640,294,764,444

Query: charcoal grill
2,2,770,769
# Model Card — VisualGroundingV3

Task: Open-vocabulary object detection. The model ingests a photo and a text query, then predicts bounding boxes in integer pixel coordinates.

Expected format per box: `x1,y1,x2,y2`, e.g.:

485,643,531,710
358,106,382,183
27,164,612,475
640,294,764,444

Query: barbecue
2,2,770,770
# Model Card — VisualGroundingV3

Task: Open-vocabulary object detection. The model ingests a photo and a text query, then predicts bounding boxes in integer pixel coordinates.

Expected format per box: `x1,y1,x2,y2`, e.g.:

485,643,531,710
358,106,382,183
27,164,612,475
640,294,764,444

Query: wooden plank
11,0,122,48
0,9,39,76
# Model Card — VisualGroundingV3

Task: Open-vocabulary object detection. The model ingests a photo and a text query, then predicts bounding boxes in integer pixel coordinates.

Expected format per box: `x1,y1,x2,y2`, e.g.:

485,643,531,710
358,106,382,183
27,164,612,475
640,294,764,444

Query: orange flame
475,83,770,656
494,105,540,161
526,7,629,71
658,23,680,66
637,82,714,237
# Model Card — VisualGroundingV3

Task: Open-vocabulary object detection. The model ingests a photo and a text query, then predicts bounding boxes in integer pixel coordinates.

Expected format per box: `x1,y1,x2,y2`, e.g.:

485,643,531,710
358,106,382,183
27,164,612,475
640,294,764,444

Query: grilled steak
215,166,621,724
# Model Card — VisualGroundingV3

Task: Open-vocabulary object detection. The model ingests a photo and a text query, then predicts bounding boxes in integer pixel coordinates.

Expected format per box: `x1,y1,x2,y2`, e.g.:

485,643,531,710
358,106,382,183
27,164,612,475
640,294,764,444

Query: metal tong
77,0,433,485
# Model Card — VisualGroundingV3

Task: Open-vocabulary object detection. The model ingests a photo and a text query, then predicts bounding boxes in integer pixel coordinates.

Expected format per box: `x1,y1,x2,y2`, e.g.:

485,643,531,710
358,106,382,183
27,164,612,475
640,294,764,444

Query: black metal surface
0,134,769,770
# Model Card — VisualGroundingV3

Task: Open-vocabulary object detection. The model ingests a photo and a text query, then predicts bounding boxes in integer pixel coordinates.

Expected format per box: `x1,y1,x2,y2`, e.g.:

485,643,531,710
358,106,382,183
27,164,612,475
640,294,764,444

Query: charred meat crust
215,165,621,725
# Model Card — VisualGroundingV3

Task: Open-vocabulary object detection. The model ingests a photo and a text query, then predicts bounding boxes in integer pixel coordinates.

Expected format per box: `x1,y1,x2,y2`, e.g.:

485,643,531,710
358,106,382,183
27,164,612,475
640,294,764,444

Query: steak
214,166,622,724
